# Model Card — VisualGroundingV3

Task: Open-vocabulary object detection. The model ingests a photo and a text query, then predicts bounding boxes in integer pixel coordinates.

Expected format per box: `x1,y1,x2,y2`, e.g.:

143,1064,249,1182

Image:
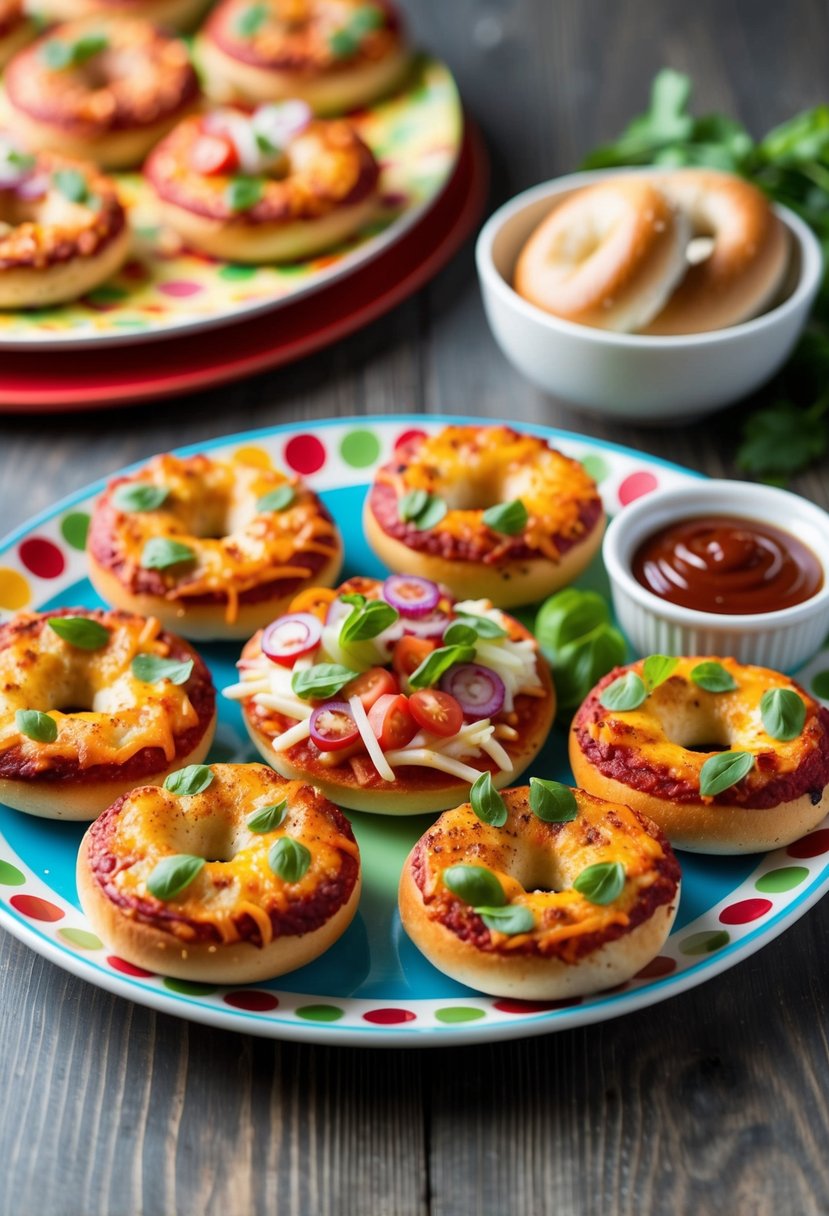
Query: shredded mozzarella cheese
348,694,396,782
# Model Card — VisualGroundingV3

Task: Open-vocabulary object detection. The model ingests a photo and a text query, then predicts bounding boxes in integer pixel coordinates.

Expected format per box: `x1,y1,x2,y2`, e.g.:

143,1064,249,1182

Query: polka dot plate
1,415,829,1047
0,56,461,350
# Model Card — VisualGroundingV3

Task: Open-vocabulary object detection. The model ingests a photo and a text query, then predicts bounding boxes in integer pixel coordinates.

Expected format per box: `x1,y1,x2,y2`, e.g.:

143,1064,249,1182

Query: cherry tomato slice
392,635,436,679
261,612,322,667
343,666,399,710
367,693,418,750
190,133,239,176
288,586,338,622
309,701,359,751
408,689,464,738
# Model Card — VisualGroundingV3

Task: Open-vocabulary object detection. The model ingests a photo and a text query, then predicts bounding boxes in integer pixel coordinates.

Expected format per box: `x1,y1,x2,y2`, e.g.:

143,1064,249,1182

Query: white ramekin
602,480,829,672
475,168,823,423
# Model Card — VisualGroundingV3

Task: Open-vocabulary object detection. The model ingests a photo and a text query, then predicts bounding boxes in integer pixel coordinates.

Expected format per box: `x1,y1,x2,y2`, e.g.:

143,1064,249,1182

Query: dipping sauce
632,515,824,615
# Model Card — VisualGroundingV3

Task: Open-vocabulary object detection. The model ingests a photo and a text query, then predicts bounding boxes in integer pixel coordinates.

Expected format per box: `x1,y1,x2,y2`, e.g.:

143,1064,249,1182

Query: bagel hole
651,702,732,753
438,470,534,513
686,235,715,265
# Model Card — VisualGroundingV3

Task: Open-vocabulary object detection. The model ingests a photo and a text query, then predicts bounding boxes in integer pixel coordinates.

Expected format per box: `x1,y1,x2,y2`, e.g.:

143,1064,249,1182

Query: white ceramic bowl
475,168,823,423
602,480,829,671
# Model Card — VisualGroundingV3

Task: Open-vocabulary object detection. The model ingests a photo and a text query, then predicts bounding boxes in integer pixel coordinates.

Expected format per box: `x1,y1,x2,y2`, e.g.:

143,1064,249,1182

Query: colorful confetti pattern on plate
0,57,462,348
1,417,828,1046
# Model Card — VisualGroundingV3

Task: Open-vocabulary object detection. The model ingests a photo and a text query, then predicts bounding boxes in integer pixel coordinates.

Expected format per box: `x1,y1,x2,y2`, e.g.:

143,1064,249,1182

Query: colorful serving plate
0,56,461,350
1,415,828,1047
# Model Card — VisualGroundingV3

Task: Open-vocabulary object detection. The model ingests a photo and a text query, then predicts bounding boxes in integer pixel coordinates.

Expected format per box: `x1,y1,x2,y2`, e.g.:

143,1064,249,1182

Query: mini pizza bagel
569,656,829,854
225,575,555,815
0,140,129,309
514,177,691,332
0,608,216,820
144,103,380,263
642,169,790,334
77,762,361,982
364,425,605,608
0,1,34,69
4,18,200,169
26,0,211,32
88,452,343,641
198,0,409,114
398,784,681,999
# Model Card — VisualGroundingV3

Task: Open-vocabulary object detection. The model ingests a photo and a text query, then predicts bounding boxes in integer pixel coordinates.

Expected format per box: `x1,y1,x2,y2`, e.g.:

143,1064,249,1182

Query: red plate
0,126,487,412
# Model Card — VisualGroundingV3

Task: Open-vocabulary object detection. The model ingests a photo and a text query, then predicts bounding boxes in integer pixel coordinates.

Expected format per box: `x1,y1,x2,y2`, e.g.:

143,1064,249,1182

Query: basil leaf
699,751,755,797
147,854,204,901
53,168,88,205
131,654,194,685
442,863,505,908
15,709,57,743
469,771,507,827
112,483,169,513
340,599,398,644
642,654,678,691
529,777,577,823
691,661,738,693
398,490,447,531
163,764,214,796
225,176,265,212
291,663,358,700
536,587,612,654
256,486,295,513
41,33,107,69
268,836,311,882
482,499,528,536
350,4,384,36
573,860,625,905
442,621,478,648
408,643,476,690
340,593,366,608
6,150,35,172
599,671,647,712
141,538,196,571
761,688,807,741
454,612,507,639
553,627,627,714
247,800,288,833
235,1,268,35
475,904,535,935
48,616,109,650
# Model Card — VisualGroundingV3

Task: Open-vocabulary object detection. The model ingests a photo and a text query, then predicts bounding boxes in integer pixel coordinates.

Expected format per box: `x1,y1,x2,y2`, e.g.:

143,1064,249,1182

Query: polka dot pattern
0,419,827,1044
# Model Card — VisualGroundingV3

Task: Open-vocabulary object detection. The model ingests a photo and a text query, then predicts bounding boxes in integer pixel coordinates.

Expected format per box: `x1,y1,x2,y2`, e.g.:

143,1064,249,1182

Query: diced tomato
408,689,464,738
343,666,399,710
190,133,239,176
392,635,436,679
367,693,418,750
289,586,338,621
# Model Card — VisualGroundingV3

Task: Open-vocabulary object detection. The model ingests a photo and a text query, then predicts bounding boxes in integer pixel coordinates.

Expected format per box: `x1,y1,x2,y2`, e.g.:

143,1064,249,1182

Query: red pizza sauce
632,515,823,615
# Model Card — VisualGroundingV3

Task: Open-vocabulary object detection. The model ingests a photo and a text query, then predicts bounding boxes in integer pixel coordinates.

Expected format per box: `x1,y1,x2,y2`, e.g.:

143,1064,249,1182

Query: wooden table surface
2,2,829,1213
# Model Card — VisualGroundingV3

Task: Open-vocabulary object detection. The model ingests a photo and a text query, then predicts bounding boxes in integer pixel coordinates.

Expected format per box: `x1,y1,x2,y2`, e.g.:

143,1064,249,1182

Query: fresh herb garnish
699,751,755,796
15,709,57,743
328,3,383,56
52,168,89,205
48,616,109,650
256,485,295,513
454,612,508,639
442,863,505,908
131,654,194,685
141,538,196,571
339,595,398,644
147,854,204,901
529,777,578,823
163,764,214,796
469,771,508,827
268,836,311,882
41,33,108,70
535,588,626,719
482,499,528,535
247,800,288,833
407,642,477,689
573,861,626,905
760,688,807,740
234,1,268,36
642,654,679,691
112,483,169,513
442,621,479,648
225,176,265,213
691,661,738,693
398,490,447,531
291,663,358,700
475,904,534,935
583,67,829,482
599,671,647,712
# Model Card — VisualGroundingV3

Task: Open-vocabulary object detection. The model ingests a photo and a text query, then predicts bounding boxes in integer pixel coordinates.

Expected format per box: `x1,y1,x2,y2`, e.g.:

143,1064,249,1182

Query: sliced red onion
382,574,441,618
261,612,322,666
440,663,505,720
16,172,49,201
309,700,359,751
400,610,450,639
252,101,312,148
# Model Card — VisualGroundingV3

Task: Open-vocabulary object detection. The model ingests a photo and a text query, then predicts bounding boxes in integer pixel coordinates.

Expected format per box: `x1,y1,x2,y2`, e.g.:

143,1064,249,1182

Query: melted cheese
108,454,339,623
0,614,200,770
